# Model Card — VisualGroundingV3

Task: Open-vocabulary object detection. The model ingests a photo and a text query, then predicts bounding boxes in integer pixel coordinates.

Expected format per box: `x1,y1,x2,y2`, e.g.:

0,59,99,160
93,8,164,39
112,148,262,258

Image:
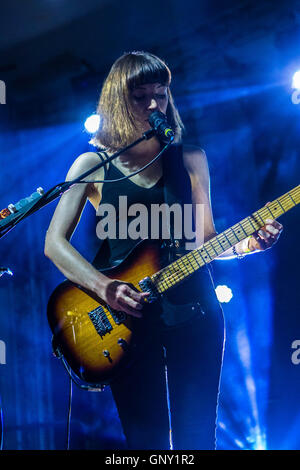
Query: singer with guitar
44,52,283,450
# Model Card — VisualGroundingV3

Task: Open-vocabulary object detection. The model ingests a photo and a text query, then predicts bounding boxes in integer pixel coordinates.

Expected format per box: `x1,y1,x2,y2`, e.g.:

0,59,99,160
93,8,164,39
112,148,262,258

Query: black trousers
110,268,225,450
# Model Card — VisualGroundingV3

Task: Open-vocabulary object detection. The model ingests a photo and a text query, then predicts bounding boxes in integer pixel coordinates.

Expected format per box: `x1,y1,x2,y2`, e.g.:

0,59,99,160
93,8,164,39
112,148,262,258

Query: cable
163,346,173,451
76,140,173,184
0,139,173,240
0,393,3,450
66,376,73,450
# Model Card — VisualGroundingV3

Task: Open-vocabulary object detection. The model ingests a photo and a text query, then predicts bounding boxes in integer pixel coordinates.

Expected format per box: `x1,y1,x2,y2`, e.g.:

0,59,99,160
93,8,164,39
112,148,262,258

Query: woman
44,51,282,450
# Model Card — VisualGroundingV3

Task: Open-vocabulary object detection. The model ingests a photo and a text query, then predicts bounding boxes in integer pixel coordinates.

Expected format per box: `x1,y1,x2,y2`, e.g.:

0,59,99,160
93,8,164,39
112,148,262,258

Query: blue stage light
84,114,100,133
215,284,233,303
0,267,13,277
292,70,300,89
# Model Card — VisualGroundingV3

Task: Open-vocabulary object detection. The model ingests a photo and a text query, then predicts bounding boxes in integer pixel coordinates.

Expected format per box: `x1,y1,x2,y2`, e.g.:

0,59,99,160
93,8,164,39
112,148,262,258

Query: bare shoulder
182,144,208,174
66,151,103,180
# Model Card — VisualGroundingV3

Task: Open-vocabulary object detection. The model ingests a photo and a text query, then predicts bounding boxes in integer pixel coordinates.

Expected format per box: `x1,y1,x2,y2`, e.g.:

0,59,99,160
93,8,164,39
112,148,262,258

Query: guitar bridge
88,306,112,336
138,276,160,303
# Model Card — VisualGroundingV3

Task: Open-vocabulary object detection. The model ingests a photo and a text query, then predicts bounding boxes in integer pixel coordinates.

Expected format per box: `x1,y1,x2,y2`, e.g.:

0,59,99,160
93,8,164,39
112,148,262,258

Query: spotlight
215,285,233,303
0,267,13,277
84,114,100,133
292,70,300,89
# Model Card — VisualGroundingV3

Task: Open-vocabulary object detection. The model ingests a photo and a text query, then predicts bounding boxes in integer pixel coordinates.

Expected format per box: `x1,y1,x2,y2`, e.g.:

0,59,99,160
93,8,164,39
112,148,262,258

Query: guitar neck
150,185,300,294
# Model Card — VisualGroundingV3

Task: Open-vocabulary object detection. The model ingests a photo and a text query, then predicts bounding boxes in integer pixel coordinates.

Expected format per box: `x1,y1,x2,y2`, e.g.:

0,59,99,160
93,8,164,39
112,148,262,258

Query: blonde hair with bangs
90,51,184,151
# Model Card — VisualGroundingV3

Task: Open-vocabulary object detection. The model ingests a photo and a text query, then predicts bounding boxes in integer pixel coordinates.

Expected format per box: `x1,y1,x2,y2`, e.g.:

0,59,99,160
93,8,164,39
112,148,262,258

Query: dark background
0,0,299,450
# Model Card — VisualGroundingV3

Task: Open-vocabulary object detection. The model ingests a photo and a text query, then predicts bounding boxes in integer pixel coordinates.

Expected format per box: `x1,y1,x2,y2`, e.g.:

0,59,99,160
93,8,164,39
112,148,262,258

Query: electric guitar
47,185,299,389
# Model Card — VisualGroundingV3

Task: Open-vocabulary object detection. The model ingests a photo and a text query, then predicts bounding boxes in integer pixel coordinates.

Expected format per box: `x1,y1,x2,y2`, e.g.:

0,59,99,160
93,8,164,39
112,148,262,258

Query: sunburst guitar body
47,185,299,388
47,240,165,388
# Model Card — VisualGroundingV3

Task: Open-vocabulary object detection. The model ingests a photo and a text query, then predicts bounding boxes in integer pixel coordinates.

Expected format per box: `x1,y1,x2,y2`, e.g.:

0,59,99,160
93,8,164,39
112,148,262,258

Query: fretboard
150,185,300,294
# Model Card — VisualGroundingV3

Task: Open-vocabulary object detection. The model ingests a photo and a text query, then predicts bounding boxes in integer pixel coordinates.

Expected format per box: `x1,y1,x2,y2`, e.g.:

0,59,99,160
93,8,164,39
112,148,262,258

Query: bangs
123,52,171,90
90,51,184,151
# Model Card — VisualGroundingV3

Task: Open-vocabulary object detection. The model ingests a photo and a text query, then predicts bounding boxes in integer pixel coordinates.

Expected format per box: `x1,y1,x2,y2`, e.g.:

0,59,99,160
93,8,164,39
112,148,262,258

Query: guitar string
69,187,300,330
151,187,300,292
69,187,300,319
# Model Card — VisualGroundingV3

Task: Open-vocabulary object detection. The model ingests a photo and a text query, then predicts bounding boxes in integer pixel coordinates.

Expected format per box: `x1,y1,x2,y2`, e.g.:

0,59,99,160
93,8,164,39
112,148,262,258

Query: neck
117,137,162,169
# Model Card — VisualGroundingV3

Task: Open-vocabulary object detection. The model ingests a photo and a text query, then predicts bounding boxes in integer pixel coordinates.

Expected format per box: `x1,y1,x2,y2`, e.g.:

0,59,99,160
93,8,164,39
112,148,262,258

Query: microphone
148,111,174,144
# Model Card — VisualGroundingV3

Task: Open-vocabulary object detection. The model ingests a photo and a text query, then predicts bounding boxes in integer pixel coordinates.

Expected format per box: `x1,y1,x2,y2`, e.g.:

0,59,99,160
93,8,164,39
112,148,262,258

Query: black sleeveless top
92,144,219,327
96,157,165,265
93,143,194,266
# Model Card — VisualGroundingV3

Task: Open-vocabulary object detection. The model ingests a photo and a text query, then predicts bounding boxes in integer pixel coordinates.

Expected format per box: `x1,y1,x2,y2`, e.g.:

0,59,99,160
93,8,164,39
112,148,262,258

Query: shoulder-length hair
90,51,184,151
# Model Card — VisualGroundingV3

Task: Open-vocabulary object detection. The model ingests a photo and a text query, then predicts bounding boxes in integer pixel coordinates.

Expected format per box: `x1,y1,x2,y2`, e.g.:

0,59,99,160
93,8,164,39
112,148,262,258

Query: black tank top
95,155,165,265
93,143,195,267
92,144,218,327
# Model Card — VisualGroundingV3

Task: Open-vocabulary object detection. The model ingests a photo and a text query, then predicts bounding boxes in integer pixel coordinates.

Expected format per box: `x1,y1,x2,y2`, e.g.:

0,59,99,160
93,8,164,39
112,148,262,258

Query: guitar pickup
107,306,126,325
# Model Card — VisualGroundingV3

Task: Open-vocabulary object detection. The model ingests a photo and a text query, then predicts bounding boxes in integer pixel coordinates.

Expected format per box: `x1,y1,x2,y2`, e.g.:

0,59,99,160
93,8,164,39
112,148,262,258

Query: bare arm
183,146,217,246
44,152,109,291
44,152,148,316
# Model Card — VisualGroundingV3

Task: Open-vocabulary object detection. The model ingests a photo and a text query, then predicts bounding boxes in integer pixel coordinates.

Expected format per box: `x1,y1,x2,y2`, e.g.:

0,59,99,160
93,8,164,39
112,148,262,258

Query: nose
148,98,158,110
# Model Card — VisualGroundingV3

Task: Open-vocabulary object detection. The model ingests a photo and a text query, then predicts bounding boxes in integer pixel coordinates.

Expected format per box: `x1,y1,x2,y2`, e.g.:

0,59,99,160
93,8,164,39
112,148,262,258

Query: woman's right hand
103,280,150,318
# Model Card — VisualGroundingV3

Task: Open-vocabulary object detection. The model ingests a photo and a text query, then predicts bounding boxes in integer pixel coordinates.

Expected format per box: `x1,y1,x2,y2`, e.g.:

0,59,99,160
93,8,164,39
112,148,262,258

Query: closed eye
133,94,167,101
133,95,145,101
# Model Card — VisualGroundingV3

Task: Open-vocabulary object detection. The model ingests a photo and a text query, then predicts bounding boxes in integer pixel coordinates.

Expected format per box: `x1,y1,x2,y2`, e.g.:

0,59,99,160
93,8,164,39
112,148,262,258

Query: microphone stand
0,127,169,448
0,129,157,240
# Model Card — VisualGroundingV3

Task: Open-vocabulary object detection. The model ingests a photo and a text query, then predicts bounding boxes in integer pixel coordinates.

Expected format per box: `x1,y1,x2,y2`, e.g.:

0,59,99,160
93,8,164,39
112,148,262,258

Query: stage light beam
292,71,300,89
215,285,233,303
84,114,100,133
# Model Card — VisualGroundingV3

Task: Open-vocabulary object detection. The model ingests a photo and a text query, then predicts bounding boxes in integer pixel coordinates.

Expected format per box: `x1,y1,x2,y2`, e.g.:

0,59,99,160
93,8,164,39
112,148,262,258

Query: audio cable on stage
66,376,73,450
0,393,3,450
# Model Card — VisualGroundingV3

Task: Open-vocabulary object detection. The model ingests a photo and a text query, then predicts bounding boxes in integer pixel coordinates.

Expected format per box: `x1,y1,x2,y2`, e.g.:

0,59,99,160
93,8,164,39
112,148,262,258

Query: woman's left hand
249,218,283,251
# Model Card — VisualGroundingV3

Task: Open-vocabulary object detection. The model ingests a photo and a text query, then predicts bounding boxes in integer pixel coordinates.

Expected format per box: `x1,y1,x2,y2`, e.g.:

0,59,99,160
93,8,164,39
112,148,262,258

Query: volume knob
117,338,128,349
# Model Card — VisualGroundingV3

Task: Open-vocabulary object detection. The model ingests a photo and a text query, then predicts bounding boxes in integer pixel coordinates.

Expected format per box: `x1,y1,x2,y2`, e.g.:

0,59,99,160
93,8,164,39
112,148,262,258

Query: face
130,83,169,130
